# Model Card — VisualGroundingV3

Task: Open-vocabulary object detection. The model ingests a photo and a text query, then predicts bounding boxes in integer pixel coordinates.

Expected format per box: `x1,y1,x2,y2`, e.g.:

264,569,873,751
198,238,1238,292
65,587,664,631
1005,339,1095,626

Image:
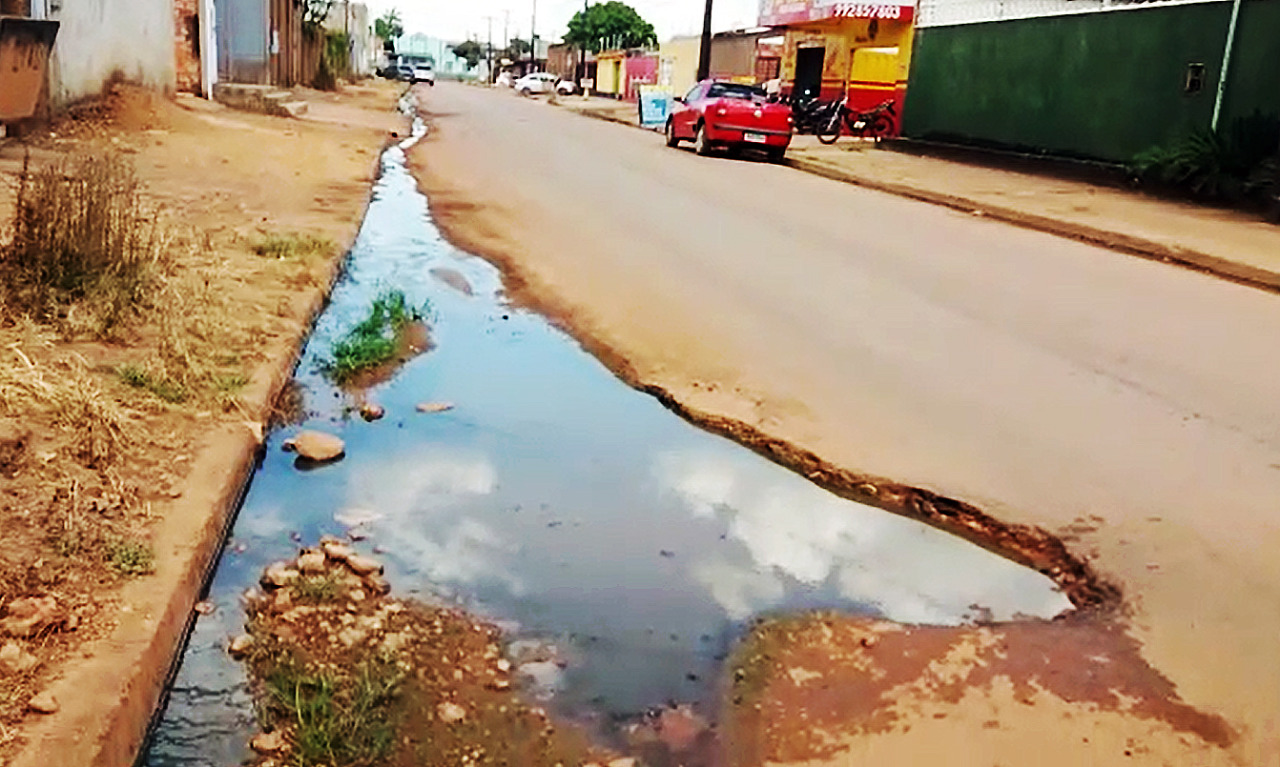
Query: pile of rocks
0,594,78,716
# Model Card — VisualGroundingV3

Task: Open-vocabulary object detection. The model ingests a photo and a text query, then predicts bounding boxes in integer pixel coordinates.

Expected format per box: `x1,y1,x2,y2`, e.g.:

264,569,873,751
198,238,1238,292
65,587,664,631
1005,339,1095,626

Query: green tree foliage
452,40,484,70
374,8,404,52
564,1,657,53
504,37,532,60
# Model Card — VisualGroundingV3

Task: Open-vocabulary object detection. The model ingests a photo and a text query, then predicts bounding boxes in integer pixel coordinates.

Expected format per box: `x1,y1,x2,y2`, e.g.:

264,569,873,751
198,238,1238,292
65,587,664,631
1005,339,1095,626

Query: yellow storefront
760,1,917,132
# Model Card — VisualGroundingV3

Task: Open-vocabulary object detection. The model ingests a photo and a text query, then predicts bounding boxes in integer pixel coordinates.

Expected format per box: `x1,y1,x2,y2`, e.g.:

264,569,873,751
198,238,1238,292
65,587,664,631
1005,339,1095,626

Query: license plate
743,132,767,143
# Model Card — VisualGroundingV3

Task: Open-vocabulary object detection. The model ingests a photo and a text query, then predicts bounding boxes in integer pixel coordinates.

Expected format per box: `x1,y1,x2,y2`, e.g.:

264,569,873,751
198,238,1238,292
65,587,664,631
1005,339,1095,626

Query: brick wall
174,0,200,93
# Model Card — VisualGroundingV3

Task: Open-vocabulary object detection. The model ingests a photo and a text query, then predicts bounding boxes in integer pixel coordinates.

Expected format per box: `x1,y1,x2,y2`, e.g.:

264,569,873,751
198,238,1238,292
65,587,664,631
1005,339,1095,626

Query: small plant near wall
1132,112,1280,210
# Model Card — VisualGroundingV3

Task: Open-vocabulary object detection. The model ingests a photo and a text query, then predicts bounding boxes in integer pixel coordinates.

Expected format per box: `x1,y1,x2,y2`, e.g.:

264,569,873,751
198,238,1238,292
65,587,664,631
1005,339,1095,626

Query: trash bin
0,15,59,122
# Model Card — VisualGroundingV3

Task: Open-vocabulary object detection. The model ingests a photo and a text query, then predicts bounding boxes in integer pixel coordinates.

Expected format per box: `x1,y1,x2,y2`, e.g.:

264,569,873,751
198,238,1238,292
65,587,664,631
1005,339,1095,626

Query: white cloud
657,451,1073,625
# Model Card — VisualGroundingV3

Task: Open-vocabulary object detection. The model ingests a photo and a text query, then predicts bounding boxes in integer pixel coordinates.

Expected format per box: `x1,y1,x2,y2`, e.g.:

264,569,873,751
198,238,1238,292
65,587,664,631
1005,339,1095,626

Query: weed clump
1,152,168,333
320,289,427,384
294,573,344,603
105,537,154,576
260,657,401,765
252,232,334,259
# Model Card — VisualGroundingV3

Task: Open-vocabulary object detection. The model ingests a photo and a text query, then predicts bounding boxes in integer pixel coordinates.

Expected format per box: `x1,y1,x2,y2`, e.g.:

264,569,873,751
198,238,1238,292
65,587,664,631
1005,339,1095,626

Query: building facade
903,0,1280,161
759,0,918,133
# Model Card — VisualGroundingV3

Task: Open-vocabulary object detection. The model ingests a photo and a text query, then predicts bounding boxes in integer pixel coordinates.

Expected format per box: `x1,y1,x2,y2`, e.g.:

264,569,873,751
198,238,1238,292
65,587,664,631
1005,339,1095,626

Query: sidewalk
556,96,1280,292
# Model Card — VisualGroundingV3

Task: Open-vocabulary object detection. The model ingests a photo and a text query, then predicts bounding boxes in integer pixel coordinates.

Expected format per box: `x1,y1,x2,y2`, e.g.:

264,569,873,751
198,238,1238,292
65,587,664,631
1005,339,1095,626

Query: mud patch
723,612,1234,766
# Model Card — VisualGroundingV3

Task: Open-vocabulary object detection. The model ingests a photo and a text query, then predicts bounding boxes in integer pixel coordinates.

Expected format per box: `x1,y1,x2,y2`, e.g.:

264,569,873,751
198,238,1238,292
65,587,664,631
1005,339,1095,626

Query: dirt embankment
0,82,406,766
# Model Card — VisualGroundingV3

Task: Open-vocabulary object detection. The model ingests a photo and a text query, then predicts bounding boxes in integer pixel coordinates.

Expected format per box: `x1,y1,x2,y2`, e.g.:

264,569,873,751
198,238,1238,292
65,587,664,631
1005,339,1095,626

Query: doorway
794,46,824,100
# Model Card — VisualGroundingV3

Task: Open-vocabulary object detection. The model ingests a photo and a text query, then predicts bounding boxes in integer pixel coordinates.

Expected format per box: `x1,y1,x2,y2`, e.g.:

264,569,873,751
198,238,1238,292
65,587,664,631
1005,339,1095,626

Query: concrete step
212,83,307,119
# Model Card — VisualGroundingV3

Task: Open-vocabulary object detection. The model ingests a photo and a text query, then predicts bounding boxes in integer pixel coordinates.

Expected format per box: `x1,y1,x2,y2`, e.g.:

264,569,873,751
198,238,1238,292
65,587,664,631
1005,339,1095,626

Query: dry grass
0,321,136,468
1,151,170,336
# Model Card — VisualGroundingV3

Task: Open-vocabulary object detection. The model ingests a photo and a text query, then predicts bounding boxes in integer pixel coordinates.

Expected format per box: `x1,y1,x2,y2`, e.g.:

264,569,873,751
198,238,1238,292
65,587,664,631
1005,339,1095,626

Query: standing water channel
144,117,1070,766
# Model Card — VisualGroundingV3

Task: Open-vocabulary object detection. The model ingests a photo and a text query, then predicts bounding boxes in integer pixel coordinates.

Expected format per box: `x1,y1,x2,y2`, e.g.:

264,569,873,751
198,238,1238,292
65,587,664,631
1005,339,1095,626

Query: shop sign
759,0,916,25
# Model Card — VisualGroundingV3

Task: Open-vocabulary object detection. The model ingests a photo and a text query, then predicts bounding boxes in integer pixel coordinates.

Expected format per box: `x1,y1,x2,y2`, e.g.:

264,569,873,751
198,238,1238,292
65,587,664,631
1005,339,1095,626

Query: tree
504,37,532,61
374,8,404,47
452,40,484,70
564,1,657,53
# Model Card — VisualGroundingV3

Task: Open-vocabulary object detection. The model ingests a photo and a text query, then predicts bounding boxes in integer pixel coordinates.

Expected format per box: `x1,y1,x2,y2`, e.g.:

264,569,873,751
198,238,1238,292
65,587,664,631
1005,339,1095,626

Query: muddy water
143,123,1070,765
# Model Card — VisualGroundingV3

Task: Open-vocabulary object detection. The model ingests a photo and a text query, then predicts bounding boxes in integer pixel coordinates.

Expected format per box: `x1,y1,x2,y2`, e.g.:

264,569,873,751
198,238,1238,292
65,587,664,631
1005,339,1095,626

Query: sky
363,0,762,46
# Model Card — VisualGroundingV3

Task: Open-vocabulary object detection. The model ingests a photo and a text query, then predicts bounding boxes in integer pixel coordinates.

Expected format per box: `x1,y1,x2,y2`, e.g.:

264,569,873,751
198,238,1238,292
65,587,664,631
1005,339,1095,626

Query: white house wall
43,0,176,105
917,0,1229,27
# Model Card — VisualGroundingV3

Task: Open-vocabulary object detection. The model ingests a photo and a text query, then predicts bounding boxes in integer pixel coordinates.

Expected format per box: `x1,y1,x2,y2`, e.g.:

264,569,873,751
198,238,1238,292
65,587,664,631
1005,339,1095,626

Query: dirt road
411,82,1280,764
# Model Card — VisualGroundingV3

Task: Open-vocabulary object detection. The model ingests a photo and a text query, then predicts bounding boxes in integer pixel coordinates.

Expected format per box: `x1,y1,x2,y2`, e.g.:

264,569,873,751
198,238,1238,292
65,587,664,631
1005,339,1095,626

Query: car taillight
787,116,794,125
717,107,727,116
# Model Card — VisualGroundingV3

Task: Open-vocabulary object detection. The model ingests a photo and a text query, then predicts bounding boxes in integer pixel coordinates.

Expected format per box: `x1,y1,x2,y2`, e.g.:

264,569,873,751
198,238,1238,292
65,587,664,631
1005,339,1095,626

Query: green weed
320,289,427,384
294,573,343,603
262,658,402,766
252,233,334,259
115,363,189,403
105,537,154,576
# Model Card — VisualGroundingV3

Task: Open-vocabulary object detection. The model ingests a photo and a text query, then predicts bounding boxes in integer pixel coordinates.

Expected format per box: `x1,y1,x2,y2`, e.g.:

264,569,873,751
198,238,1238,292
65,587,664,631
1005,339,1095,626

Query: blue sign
638,86,674,129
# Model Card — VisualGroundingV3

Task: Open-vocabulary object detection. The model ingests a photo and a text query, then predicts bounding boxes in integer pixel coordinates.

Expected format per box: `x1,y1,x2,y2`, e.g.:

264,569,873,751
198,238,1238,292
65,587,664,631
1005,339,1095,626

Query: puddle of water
143,120,1070,765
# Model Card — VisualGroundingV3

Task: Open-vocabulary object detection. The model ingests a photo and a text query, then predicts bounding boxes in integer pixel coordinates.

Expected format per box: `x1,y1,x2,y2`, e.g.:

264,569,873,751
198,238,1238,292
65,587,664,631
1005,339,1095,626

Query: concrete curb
557,102,1280,294
7,136,397,767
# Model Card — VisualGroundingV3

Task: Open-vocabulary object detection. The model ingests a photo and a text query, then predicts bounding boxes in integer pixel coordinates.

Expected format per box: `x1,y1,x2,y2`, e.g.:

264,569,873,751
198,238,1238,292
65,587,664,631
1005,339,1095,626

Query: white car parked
514,72,558,96
412,64,435,86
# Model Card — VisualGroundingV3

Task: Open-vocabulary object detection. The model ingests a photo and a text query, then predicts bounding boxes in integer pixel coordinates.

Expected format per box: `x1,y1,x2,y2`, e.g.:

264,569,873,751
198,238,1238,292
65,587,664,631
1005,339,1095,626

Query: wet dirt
723,612,1235,766
143,118,1075,766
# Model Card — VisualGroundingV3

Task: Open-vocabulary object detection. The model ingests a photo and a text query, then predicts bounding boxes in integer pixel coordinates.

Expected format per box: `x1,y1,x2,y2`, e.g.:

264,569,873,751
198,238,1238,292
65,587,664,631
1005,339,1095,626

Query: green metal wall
902,0,1280,162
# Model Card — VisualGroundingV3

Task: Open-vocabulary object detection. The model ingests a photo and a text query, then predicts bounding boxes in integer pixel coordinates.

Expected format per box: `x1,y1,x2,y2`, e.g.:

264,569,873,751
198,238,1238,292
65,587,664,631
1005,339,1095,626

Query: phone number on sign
831,3,903,18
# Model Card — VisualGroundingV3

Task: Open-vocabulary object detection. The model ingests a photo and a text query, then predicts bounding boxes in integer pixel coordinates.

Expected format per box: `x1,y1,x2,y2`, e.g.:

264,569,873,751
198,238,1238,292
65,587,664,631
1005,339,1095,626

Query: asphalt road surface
411,82,1280,764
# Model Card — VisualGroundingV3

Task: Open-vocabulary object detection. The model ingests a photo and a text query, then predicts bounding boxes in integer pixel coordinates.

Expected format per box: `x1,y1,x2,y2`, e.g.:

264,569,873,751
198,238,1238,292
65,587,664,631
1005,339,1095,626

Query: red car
665,80,793,162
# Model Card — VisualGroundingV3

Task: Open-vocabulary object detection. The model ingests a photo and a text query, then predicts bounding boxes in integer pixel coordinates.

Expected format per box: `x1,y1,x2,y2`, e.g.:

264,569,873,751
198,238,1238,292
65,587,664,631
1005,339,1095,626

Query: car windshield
707,82,765,101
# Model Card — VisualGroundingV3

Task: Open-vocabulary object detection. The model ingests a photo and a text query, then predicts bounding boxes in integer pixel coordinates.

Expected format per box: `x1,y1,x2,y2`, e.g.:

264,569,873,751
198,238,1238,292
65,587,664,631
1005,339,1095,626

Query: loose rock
261,561,300,589
359,403,385,421
1,596,61,637
281,431,345,462
0,642,38,674
27,691,59,714
250,730,288,754
416,402,455,414
346,554,383,576
228,634,255,658
321,540,355,563
296,550,327,575
194,600,216,616
363,573,391,595
437,701,467,723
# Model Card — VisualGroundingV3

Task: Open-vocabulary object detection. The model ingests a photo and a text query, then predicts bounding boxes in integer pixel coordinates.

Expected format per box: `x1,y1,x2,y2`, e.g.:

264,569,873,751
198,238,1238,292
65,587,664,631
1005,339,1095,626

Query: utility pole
696,0,713,82
485,15,494,83
530,0,538,70
578,0,589,85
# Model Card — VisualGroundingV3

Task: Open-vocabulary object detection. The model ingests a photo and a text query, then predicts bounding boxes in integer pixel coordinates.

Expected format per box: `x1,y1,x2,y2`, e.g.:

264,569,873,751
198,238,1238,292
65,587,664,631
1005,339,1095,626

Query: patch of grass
115,362,189,403
320,289,427,384
262,657,402,766
252,232,334,259
105,537,154,576
294,573,343,603
213,372,250,393
0,151,169,334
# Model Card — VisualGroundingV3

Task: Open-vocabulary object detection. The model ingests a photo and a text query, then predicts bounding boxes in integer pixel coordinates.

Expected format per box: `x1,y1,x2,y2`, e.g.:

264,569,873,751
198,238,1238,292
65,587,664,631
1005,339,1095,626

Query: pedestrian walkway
556,97,1280,291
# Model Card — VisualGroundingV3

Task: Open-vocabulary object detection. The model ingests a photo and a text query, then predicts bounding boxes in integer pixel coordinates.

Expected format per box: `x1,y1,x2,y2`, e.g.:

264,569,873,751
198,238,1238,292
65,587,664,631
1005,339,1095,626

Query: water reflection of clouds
344,449,525,595
658,452,1071,625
